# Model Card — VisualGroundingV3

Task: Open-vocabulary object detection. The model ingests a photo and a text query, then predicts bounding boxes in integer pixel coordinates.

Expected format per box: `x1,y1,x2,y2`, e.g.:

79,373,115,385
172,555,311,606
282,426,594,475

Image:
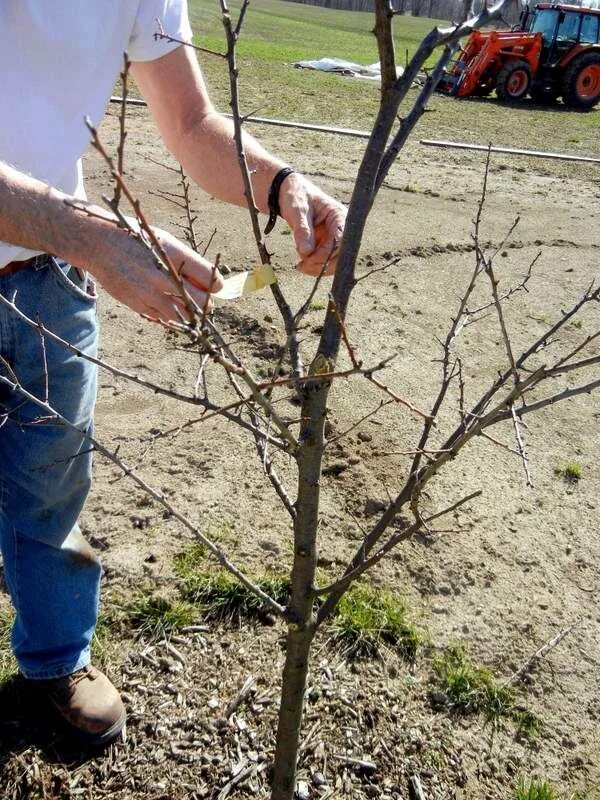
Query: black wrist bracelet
264,167,296,235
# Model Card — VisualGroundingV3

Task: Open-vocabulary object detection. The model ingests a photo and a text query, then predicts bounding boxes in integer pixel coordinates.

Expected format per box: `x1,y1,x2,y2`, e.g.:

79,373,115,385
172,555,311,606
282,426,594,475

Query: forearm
0,160,141,279
132,48,292,215
167,109,287,214
0,160,222,319
132,47,345,277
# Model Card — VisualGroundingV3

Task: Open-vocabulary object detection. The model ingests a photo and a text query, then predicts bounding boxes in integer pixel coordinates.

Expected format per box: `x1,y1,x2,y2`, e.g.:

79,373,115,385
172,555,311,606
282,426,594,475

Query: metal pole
420,138,600,164
108,98,599,163
109,96,371,139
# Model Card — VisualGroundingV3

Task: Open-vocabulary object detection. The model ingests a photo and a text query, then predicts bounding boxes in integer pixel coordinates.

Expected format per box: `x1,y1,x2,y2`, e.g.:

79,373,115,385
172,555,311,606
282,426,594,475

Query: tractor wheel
561,52,600,109
496,60,532,102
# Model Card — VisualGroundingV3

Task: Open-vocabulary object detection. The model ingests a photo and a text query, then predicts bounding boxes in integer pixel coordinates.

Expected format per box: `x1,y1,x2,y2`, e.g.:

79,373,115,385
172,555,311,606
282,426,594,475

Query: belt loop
33,255,49,271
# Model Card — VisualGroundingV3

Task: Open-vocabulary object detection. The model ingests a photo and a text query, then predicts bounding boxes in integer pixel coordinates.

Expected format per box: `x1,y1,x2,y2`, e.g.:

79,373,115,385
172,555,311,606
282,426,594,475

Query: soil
1,98,599,800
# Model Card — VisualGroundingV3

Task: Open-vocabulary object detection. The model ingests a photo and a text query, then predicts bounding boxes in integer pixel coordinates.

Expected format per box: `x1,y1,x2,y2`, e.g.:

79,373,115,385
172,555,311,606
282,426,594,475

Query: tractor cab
525,4,600,66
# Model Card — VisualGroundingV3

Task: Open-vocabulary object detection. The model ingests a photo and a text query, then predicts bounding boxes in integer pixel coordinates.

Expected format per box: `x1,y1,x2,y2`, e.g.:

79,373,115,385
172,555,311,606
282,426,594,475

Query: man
0,0,345,746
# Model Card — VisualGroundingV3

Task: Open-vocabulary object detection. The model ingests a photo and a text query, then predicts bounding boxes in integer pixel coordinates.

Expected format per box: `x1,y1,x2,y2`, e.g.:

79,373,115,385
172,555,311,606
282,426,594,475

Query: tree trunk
271,624,316,799
271,378,328,800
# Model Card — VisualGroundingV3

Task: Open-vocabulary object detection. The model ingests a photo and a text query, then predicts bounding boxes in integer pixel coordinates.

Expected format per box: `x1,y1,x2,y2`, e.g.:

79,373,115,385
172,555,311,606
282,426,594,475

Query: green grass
174,545,421,660
127,594,199,640
183,571,289,620
180,568,290,620
513,708,544,740
513,778,591,800
190,0,440,67
91,608,124,668
0,610,17,685
432,643,541,737
180,0,598,165
514,778,557,800
433,643,514,718
174,541,208,578
174,540,290,620
332,584,423,659
187,0,442,128
554,462,583,483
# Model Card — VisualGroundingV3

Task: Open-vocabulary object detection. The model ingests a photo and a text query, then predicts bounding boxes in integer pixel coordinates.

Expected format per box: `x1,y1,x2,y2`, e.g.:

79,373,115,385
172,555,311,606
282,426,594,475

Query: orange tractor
438,3,600,108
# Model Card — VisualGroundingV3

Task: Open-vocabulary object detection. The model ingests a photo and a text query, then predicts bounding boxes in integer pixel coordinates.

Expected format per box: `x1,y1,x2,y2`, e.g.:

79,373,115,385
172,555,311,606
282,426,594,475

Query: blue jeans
0,256,100,679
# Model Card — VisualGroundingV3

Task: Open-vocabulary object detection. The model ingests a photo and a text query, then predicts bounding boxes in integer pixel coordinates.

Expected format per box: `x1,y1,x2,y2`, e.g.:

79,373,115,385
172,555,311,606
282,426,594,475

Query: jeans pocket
48,258,97,304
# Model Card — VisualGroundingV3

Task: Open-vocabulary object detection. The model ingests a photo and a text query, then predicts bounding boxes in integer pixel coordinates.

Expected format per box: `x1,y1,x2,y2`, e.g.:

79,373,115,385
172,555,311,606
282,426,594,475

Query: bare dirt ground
1,97,599,800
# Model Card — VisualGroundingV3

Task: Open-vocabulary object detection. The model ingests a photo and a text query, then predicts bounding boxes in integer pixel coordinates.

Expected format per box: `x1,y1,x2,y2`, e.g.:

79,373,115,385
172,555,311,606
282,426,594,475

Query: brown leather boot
32,665,126,746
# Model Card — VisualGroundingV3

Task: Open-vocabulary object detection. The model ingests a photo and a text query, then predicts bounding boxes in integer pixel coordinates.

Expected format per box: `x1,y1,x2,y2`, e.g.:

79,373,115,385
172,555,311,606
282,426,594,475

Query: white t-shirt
0,0,193,268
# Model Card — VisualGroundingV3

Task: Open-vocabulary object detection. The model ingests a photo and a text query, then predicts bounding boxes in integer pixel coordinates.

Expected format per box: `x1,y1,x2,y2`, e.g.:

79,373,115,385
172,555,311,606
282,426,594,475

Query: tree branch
0,369,286,617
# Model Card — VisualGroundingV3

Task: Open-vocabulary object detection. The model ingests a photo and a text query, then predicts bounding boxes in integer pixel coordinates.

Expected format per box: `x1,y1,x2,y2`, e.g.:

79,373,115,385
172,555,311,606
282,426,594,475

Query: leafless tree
1,1,598,798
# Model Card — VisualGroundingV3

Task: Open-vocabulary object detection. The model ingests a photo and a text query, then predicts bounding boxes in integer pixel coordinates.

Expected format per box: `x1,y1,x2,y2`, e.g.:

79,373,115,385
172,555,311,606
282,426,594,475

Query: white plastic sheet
293,57,404,81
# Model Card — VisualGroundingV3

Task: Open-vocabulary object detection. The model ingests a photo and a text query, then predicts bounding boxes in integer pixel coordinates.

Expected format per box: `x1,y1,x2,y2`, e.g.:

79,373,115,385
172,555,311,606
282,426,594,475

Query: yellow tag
215,265,277,301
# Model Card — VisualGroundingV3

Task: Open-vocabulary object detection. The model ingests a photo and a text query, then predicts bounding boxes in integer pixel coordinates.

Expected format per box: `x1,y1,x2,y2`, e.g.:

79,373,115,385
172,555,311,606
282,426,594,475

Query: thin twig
294,250,335,325
0,292,288,450
111,53,131,212
477,429,522,457
154,25,226,59
511,405,533,487
86,117,201,322
202,227,218,258
315,491,480,602
225,676,256,718
466,251,539,318
325,399,393,446
34,313,50,402
178,165,200,251
354,255,402,284
500,378,600,420
503,620,581,687
218,0,303,378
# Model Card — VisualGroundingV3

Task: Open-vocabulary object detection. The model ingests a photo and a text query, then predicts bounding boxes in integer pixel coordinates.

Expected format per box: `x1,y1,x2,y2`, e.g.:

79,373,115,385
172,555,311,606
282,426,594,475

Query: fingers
279,174,315,257
183,270,219,297
278,176,346,276
182,280,214,314
296,243,337,276
152,246,219,322
296,210,346,276
297,254,336,277
140,284,212,325
181,259,224,295
155,266,216,323
158,228,224,294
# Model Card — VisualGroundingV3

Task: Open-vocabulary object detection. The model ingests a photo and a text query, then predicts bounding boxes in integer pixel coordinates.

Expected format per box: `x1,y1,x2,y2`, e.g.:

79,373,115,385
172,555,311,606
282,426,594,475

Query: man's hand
89,225,224,324
278,173,347,277
133,49,346,279
0,161,223,325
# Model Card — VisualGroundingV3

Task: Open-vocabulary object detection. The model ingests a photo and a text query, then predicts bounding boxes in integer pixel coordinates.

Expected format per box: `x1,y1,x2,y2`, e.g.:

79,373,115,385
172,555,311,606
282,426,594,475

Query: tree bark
271,375,329,800
271,624,316,799
374,0,397,109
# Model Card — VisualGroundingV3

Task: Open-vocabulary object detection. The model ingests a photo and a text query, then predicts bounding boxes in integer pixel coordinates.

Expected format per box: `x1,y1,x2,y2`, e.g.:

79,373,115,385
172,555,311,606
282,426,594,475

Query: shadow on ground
0,676,109,791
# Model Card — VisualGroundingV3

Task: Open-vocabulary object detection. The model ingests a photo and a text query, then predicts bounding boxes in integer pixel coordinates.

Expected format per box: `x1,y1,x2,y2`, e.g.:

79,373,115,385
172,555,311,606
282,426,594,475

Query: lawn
188,0,441,65
185,0,599,159
187,0,442,126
